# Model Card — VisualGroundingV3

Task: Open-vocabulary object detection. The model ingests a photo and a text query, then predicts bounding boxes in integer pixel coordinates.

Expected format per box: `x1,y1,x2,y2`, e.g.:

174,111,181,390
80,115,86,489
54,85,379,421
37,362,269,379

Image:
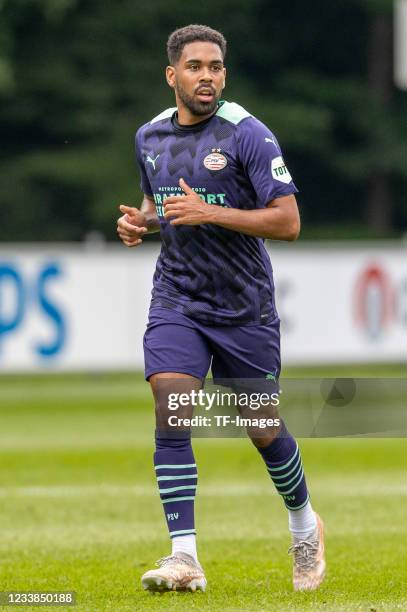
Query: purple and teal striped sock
154,432,197,538
257,422,310,510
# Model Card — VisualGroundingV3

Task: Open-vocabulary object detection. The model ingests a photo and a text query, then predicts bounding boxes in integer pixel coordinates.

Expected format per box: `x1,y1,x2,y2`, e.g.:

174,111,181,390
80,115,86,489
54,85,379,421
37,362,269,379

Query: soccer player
117,24,326,593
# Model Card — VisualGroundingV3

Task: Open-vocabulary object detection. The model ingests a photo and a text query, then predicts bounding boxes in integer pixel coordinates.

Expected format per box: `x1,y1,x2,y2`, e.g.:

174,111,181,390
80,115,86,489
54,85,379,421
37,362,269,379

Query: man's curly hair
167,24,227,65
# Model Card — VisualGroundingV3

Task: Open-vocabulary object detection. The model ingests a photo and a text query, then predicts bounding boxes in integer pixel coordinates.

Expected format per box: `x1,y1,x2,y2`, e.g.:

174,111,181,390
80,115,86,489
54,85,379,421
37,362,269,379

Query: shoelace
288,539,319,571
155,555,194,568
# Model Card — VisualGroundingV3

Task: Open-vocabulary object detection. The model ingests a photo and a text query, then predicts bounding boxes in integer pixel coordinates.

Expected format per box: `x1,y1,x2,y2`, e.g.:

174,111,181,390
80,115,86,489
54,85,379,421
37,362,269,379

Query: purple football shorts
143,307,281,380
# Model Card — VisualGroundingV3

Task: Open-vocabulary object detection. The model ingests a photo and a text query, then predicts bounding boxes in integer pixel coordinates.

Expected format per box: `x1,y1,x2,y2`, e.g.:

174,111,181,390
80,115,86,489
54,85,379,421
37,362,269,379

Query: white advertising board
0,243,406,372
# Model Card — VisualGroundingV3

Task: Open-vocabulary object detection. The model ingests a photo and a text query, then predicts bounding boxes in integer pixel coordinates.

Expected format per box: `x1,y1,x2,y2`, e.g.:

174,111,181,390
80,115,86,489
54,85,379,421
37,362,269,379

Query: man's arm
117,195,160,248
164,178,300,241
205,194,300,241
139,195,160,233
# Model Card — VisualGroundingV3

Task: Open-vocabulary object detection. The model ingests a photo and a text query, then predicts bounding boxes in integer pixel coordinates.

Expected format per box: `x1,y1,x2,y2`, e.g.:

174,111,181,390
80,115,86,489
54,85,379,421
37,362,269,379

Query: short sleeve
135,128,153,196
237,118,298,206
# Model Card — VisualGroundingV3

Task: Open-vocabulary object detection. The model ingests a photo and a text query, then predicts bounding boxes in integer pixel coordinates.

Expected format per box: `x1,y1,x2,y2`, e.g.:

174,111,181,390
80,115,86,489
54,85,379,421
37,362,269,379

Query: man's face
167,41,226,117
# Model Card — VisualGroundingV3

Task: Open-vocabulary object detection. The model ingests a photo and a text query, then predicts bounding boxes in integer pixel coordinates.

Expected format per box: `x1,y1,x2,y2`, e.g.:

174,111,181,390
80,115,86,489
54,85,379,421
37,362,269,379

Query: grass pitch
1,366,407,611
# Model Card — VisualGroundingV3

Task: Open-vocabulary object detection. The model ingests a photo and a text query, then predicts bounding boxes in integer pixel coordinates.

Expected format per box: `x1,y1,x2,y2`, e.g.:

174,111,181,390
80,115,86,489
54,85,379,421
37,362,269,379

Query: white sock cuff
171,534,198,562
288,500,317,539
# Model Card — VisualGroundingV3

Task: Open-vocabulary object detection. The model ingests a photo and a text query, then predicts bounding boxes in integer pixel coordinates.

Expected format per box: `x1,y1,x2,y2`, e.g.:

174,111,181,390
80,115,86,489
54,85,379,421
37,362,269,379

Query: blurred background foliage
0,0,406,241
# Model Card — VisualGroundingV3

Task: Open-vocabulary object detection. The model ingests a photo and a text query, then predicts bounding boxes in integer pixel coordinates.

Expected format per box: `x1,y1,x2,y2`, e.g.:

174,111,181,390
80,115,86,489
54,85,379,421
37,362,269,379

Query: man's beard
175,81,220,116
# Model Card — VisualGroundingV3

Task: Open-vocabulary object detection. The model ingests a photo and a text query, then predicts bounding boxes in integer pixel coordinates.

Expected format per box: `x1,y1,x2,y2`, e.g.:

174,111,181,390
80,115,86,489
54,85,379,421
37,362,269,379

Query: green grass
0,368,407,611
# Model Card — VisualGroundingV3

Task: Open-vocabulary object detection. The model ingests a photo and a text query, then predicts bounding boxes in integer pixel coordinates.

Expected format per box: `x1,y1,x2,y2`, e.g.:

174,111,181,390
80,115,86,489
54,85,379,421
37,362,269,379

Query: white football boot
141,552,206,592
288,512,326,591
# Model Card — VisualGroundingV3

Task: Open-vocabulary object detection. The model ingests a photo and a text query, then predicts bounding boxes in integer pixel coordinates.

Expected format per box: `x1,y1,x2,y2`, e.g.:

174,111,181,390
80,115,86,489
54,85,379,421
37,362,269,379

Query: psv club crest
203,149,228,171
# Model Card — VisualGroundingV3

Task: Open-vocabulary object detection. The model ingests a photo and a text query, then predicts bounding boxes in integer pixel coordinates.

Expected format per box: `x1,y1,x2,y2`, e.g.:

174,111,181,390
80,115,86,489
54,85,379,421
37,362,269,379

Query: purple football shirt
135,101,298,325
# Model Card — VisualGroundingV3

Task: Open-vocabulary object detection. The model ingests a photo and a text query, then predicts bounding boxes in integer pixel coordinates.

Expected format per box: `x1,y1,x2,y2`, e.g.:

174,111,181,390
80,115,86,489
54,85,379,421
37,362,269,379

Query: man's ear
166,66,176,88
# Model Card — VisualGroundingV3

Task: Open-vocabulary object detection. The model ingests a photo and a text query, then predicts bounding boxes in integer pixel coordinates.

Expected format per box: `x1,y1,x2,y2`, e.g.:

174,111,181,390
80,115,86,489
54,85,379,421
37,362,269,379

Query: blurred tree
366,3,393,233
0,0,406,241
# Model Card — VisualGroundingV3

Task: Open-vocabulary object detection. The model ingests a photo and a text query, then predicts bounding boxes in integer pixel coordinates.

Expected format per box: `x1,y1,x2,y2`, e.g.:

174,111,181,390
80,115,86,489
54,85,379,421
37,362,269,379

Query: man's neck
176,104,219,126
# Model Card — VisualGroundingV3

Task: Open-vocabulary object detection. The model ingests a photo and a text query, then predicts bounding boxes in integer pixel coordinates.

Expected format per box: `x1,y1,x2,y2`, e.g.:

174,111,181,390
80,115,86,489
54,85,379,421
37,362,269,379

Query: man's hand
117,205,148,247
164,178,213,226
